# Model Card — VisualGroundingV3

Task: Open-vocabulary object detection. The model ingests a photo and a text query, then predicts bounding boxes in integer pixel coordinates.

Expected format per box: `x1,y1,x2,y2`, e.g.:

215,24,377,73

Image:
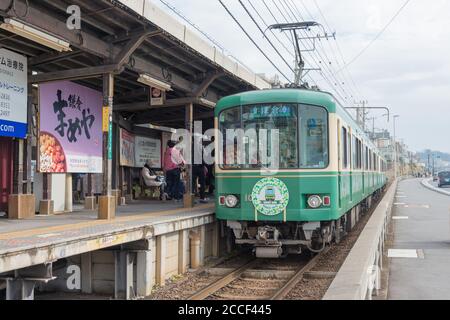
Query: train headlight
225,195,239,208
307,195,323,209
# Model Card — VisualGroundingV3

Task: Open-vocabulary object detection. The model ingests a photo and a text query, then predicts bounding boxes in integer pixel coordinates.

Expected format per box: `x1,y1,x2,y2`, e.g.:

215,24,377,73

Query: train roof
215,88,383,158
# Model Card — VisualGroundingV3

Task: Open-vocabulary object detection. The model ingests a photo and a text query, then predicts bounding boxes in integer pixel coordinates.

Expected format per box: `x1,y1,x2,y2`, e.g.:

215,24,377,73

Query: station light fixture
0,18,71,52
137,74,172,91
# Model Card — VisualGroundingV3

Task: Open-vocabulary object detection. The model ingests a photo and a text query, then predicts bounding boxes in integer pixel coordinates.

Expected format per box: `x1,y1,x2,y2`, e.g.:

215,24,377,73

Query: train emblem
251,178,290,216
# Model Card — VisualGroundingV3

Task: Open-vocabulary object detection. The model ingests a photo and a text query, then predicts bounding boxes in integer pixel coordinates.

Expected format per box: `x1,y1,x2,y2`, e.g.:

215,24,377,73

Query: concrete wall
37,222,218,297
92,251,115,295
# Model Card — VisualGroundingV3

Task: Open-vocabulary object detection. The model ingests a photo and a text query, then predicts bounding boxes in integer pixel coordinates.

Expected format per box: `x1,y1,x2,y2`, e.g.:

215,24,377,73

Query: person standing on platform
164,140,186,201
193,161,209,204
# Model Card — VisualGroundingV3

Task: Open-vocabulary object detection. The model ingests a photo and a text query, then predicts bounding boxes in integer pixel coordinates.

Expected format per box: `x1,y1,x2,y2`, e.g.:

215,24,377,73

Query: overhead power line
245,0,320,88
218,0,293,82
336,0,412,73
238,0,295,74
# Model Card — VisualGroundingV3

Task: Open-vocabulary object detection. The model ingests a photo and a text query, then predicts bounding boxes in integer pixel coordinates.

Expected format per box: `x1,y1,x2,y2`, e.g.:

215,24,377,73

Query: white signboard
135,136,161,168
0,48,28,138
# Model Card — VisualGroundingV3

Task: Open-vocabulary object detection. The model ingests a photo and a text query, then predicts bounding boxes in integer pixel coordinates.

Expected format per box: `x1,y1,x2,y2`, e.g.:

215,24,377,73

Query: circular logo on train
251,178,289,216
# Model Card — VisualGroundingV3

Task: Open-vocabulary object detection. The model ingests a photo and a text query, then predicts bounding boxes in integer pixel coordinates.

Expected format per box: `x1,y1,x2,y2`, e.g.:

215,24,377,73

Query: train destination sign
245,105,294,120
251,178,290,216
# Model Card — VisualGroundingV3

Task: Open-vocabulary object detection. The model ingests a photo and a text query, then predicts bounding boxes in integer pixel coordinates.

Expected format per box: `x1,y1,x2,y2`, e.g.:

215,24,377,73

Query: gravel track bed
286,192,385,300
148,189,386,301
147,253,250,300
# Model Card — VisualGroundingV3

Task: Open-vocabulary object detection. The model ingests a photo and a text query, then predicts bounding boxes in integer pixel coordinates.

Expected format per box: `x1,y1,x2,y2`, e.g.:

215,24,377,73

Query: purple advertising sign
39,81,103,173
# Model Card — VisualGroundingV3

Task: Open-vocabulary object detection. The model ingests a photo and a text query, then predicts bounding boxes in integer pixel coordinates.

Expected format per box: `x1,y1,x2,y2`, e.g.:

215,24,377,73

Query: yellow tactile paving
0,204,214,241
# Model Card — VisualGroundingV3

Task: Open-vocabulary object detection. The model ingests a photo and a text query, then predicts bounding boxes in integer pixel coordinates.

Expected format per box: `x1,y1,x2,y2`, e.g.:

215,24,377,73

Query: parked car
438,171,450,188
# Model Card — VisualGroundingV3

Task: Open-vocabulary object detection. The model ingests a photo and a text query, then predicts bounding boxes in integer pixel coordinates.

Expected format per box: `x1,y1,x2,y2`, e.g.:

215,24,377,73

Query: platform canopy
0,0,271,129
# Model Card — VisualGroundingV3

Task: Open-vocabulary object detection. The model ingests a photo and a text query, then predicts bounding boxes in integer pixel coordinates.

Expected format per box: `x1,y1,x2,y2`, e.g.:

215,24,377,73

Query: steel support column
98,73,116,219
183,103,194,208
102,73,114,196
12,139,24,195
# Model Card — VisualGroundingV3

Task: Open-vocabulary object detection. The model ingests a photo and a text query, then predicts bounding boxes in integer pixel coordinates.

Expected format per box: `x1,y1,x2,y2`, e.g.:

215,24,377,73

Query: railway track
188,247,331,301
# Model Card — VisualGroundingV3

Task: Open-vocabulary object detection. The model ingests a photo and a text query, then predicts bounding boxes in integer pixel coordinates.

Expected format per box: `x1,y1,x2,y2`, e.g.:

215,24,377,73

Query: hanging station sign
0,48,28,139
39,81,103,173
150,87,165,106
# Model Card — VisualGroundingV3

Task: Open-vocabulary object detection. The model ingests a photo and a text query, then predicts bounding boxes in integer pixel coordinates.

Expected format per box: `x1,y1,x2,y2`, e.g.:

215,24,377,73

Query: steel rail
188,259,258,300
270,247,331,300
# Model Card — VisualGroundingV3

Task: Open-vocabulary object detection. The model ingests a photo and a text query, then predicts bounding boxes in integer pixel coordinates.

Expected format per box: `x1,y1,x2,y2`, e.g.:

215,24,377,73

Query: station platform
388,179,450,300
0,201,215,275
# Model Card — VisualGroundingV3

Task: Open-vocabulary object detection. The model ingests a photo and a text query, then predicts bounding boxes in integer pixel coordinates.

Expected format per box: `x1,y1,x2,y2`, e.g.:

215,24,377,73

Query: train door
0,137,13,214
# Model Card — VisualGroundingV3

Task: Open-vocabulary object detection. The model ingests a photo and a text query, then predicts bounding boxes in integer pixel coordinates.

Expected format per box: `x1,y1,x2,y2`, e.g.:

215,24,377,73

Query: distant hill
417,150,450,162
417,150,450,170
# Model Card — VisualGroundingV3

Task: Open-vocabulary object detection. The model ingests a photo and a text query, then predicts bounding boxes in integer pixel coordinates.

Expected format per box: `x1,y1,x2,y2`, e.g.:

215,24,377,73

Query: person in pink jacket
163,140,185,201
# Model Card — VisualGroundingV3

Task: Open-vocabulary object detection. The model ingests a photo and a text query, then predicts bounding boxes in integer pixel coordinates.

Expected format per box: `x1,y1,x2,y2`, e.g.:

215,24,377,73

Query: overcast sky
155,0,450,153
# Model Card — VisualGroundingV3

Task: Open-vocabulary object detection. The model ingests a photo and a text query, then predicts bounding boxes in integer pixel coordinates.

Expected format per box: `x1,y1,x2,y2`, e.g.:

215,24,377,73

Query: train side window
347,132,353,170
342,127,348,169
352,135,357,170
357,139,362,169
366,147,369,170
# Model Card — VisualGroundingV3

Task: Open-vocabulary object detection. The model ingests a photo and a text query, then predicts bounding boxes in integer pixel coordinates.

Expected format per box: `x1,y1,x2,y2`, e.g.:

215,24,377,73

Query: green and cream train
215,88,387,258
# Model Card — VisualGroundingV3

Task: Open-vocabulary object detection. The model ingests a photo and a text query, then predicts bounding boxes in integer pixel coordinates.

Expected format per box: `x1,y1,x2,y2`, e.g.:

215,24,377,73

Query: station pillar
39,173,54,216
183,103,195,208
98,73,116,220
85,173,96,211
9,138,35,219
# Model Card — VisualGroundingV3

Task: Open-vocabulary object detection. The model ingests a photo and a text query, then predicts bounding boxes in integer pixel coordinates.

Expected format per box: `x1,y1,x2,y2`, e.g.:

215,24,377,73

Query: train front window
243,104,298,169
219,104,298,169
299,105,329,169
219,104,328,170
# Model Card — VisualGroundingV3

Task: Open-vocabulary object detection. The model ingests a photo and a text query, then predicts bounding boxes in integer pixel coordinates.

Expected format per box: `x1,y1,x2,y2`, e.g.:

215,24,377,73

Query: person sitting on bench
141,160,167,200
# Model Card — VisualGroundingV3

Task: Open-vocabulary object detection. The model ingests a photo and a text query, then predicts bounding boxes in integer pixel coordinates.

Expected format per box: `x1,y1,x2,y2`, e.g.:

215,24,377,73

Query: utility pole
346,104,390,132
432,154,435,176
268,22,331,86
393,115,400,179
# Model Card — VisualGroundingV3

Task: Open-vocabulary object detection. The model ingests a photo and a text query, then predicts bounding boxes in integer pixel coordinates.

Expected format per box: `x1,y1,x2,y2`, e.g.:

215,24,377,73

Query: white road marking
403,205,430,209
417,250,425,259
396,196,407,198
37,233,62,238
388,249,419,259
392,216,409,220
394,203,406,206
